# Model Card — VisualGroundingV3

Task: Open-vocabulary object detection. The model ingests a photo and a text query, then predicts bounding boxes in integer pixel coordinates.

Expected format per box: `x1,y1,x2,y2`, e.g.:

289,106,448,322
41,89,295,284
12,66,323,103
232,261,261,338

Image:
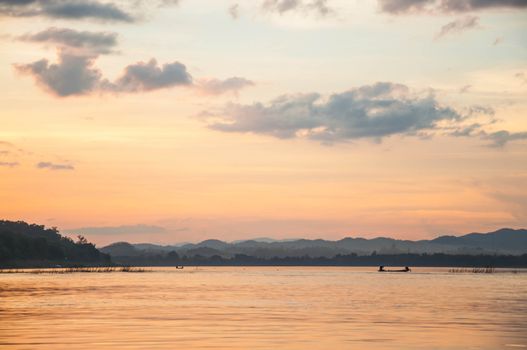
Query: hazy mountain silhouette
101,228,527,259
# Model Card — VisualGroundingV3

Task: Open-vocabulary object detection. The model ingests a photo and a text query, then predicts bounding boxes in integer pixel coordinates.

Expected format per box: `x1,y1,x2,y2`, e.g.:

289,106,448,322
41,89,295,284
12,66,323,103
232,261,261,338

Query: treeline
0,220,110,267
110,251,527,268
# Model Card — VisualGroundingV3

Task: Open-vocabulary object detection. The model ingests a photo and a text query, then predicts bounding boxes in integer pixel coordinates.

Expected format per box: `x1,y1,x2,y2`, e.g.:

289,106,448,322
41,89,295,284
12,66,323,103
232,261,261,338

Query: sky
0,0,526,246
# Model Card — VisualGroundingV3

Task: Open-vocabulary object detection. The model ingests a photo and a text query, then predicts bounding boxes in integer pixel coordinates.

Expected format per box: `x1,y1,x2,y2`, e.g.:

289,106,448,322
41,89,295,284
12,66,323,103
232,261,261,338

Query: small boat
378,266,411,272
175,266,184,269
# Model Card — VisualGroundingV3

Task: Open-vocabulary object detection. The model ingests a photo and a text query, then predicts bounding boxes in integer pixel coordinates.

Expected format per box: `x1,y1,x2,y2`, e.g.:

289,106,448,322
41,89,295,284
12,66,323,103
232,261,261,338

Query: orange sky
1,0,526,245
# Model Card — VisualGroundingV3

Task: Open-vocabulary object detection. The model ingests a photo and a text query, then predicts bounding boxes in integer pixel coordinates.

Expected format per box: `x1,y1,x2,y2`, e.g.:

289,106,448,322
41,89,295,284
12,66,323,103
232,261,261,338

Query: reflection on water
1,267,526,349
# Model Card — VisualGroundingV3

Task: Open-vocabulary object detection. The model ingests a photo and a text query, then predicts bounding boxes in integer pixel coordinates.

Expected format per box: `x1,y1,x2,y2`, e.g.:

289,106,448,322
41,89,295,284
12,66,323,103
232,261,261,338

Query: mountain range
100,228,527,259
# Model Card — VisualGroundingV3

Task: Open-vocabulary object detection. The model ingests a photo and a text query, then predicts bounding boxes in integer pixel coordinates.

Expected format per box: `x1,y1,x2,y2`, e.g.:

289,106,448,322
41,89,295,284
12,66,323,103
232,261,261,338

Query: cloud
228,3,239,19
435,16,479,39
439,0,527,12
15,52,192,96
36,161,74,170
15,53,106,96
262,0,333,16
198,77,254,95
20,27,118,55
0,161,19,167
0,140,14,147
206,82,469,143
483,130,527,147
378,0,527,14
515,72,527,84
158,0,181,6
492,37,504,46
205,83,527,147
114,58,192,92
66,224,166,235
0,0,134,22
459,84,471,93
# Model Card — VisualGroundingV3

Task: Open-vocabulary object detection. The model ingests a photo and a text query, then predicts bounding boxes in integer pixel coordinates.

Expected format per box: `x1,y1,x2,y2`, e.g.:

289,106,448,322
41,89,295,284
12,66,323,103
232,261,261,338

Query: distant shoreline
5,253,522,269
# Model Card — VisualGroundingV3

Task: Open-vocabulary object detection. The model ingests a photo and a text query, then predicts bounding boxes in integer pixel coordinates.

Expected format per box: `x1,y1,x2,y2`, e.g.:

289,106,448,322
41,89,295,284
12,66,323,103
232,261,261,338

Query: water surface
1,267,526,349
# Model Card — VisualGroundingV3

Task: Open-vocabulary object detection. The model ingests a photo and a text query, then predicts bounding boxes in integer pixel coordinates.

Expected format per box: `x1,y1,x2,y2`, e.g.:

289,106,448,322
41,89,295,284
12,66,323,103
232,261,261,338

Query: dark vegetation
0,220,110,268
108,250,527,268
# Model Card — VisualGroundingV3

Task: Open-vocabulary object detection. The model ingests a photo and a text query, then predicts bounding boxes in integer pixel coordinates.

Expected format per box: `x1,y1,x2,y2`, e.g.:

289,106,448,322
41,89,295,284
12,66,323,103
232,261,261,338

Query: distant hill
0,220,110,267
431,228,527,253
100,242,141,257
101,228,527,261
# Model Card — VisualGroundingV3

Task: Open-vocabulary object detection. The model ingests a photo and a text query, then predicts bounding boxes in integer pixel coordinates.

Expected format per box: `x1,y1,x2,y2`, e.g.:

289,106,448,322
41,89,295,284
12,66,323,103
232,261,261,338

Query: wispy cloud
483,130,527,147
492,37,504,46
197,77,254,95
66,224,166,235
0,140,14,147
262,0,333,17
19,27,119,55
36,161,75,170
435,16,479,40
459,84,472,93
515,72,527,85
0,161,19,168
228,3,240,19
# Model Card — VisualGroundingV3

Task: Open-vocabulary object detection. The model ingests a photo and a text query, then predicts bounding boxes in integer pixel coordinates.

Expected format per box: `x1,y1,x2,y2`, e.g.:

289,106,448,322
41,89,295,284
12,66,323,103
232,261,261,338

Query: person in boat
378,265,385,272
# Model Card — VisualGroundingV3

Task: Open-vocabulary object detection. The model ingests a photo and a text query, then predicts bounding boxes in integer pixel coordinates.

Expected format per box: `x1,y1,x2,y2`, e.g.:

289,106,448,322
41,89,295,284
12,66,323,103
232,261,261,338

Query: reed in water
449,267,496,273
0,266,148,274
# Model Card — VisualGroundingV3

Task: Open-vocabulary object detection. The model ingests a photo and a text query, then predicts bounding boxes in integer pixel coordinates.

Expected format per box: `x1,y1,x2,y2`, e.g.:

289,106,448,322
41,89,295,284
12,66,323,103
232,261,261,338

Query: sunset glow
1,0,526,245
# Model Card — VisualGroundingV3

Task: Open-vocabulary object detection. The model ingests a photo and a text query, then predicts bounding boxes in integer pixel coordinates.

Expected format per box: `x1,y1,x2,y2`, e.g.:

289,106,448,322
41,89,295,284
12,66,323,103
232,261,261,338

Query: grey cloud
114,59,192,92
379,0,432,14
207,86,527,147
207,82,465,142
0,161,19,167
262,0,333,16
20,27,118,54
435,16,479,39
198,77,254,95
15,53,192,96
43,1,133,22
0,0,134,22
36,161,74,170
439,0,527,12
15,53,105,96
66,224,166,235
379,0,527,14
483,130,527,147
263,0,300,14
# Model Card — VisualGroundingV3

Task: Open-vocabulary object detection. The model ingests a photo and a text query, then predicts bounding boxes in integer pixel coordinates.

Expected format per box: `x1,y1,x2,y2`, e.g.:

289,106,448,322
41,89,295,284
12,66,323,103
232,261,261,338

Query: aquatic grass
0,266,149,274
449,267,496,273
